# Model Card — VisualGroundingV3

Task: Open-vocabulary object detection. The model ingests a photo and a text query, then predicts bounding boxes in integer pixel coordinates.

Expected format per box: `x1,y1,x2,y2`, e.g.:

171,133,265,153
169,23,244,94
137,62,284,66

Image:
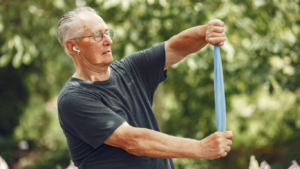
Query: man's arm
104,122,233,159
164,19,226,70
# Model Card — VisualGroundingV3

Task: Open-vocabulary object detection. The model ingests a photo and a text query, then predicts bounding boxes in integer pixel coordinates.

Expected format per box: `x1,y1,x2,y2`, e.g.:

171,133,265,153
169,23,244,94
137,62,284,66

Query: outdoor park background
0,0,299,168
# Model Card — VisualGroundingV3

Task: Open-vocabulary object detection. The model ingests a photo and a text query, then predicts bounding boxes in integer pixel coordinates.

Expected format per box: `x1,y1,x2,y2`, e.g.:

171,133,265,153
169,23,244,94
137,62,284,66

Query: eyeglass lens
95,29,114,41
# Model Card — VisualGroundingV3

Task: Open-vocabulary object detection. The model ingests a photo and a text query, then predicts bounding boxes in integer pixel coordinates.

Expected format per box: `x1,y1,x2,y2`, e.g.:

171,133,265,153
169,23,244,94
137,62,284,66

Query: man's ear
65,40,79,56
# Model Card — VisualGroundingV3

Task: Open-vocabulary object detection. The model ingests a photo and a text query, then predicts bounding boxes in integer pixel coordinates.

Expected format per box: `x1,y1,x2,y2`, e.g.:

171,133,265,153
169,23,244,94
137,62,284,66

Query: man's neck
73,66,111,82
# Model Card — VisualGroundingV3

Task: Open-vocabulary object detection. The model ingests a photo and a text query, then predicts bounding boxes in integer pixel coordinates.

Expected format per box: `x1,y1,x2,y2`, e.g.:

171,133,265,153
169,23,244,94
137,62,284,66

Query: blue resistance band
214,44,226,132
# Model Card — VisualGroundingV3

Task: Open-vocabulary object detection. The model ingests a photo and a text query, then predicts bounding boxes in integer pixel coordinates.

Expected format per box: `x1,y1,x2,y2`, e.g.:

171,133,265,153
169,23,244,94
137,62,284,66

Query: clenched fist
205,19,227,46
200,131,233,159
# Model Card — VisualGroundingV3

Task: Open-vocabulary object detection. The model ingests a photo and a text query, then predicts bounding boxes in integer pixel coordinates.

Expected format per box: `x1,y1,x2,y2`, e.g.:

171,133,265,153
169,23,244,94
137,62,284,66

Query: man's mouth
102,50,111,55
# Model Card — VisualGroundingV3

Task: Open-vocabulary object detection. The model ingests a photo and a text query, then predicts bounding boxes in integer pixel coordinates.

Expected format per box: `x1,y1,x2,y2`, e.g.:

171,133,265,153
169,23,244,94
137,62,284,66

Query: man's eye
95,32,102,37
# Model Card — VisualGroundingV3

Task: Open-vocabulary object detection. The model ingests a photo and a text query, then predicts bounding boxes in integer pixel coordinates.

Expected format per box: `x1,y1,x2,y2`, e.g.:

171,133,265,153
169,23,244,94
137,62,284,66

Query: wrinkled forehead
77,12,107,34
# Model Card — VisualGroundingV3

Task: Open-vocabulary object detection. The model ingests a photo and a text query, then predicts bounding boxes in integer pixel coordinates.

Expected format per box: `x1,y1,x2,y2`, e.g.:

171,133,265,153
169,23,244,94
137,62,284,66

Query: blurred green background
0,0,299,168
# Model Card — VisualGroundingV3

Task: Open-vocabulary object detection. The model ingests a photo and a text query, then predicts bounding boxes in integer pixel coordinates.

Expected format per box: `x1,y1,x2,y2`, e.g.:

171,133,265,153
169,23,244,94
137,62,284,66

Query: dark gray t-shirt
57,42,175,169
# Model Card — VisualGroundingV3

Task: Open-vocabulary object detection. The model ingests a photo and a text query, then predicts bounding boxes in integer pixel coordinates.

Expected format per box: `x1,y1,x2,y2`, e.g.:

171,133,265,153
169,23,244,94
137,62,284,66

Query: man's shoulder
58,79,75,100
57,79,91,105
57,83,75,108
58,77,110,105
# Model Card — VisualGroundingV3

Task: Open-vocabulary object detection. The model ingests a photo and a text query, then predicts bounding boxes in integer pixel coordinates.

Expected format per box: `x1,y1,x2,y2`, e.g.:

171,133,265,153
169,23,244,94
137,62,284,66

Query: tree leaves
0,0,299,168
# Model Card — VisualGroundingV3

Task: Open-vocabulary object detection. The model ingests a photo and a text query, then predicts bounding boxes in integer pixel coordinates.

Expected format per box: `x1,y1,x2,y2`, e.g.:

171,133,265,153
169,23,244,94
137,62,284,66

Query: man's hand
205,19,227,46
164,19,227,69
200,131,233,159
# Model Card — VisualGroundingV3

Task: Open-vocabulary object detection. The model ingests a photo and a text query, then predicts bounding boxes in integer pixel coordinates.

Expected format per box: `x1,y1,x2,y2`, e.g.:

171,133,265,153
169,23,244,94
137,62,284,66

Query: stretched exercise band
214,44,226,132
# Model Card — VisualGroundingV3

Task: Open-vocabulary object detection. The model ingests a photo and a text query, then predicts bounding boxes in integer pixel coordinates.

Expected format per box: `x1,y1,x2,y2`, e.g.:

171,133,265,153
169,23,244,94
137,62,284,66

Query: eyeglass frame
70,29,114,42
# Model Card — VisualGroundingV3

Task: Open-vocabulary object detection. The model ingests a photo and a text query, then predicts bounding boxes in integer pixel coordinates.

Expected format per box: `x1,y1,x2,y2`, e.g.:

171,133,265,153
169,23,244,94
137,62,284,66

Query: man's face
75,12,113,68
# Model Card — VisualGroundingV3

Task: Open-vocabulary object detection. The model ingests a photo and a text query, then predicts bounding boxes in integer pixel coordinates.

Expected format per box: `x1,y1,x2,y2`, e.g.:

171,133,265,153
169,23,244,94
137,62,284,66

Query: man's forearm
164,25,208,69
167,25,208,57
124,127,203,158
105,122,232,159
164,20,226,69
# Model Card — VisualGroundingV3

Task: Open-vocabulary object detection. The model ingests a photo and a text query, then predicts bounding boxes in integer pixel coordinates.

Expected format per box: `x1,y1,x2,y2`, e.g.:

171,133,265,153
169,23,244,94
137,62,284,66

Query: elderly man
56,7,233,169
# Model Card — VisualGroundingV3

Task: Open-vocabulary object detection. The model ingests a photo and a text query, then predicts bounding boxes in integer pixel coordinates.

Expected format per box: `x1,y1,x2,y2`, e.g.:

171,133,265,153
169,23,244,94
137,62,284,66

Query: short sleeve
58,92,126,149
120,42,167,94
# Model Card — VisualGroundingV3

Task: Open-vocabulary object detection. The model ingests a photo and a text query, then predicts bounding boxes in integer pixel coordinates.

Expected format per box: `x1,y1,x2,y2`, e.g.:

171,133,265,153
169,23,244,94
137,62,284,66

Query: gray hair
56,7,98,57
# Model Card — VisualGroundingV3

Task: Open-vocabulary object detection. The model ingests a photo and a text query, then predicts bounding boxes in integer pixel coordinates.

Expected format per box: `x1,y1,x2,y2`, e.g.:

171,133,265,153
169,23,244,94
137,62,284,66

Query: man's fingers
226,139,232,146
217,42,224,46
206,32,225,38
224,131,233,140
225,145,231,152
205,19,226,46
207,37,226,45
200,131,233,160
209,19,224,27
221,152,227,157
212,26,224,33
206,26,224,34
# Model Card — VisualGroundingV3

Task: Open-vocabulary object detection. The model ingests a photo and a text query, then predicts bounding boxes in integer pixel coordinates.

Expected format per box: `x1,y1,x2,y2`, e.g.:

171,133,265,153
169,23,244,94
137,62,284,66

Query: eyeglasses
71,29,114,42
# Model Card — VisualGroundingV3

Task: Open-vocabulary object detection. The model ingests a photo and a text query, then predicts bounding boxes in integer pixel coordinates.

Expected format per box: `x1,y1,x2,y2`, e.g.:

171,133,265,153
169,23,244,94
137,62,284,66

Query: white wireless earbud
73,46,80,53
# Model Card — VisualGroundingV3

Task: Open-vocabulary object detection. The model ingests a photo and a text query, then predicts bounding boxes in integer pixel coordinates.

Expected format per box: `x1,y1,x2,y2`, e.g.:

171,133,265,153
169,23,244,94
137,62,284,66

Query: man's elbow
123,133,144,156
104,123,146,156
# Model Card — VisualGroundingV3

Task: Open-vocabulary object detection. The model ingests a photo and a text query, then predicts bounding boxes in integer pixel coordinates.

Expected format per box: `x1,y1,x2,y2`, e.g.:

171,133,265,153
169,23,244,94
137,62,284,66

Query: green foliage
21,149,70,169
0,0,299,168
0,65,28,136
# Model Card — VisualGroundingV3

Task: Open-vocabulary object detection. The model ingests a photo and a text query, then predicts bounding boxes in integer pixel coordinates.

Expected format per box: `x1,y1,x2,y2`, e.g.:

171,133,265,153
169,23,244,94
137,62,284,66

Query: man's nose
103,34,113,45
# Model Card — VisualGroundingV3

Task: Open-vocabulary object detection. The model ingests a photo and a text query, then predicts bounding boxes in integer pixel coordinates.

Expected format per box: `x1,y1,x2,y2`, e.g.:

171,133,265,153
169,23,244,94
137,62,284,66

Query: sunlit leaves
0,0,299,168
